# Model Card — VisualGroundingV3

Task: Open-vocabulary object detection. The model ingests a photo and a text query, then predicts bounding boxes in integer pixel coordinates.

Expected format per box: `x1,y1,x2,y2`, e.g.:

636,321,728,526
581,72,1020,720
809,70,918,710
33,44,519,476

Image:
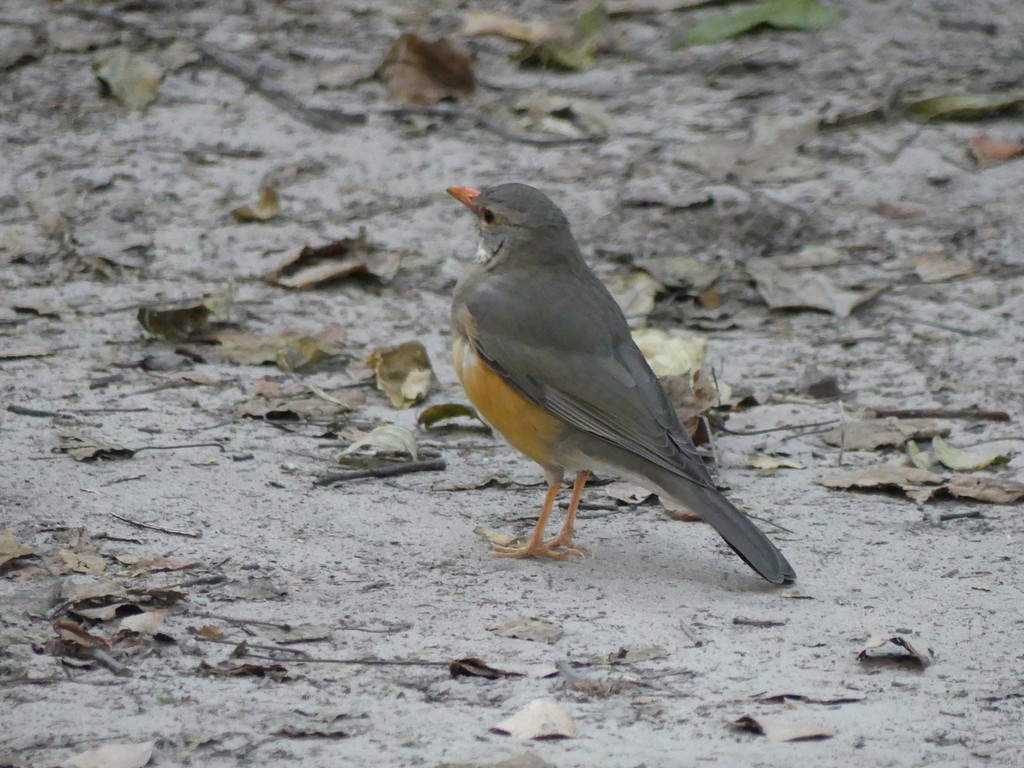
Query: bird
447,182,795,585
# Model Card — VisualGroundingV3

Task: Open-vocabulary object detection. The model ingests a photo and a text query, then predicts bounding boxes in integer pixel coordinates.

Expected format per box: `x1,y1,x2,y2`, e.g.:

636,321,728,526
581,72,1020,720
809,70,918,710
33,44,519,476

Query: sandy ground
2,1,1024,766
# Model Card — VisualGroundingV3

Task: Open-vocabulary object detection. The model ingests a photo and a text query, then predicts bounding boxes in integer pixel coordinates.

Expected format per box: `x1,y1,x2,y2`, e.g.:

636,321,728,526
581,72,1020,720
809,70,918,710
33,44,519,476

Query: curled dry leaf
339,424,418,462
491,698,577,740
748,454,805,471
907,92,1024,122
237,386,365,421
57,428,135,462
366,340,434,409
137,284,235,340
59,550,107,576
821,418,949,450
54,618,108,650
930,436,1010,471
943,475,1024,504
679,0,842,46
729,714,836,743
265,229,401,289
93,47,163,109
376,33,474,106
449,657,525,680
118,609,169,635
61,740,155,768
230,187,279,222
462,11,556,43
0,529,35,570
636,253,720,292
417,402,485,430
857,634,934,667
488,617,564,644
969,135,1024,166
473,526,523,547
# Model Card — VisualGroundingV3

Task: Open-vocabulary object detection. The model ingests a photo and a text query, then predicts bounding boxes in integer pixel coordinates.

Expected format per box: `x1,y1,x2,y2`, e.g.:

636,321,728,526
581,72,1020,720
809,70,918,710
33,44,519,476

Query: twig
101,474,146,486
315,458,446,486
677,620,704,648
134,441,225,454
193,636,312,657
189,611,296,631
7,404,65,417
109,511,201,538
732,617,787,628
163,573,227,590
938,510,982,522
871,407,1010,422
720,419,840,436
87,647,130,677
242,652,448,667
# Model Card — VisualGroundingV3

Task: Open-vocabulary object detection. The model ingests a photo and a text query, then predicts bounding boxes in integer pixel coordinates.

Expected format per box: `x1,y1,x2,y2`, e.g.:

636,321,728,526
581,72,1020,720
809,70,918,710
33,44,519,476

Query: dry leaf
969,135,1024,166
0,529,34,570
913,252,976,283
449,657,524,680
752,691,865,705
118,609,168,635
821,418,949,449
59,549,107,576
473,527,524,547
339,424,418,462
491,699,577,740
944,475,1024,504
589,645,667,665
631,328,707,377
748,454,805,471
62,740,155,768
931,436,1010,471
488,617,563,644
237,387,365,420
747,257,887,317
265,229,400,288
137,284,235,340
462,11,556,43
815,465,944,494
231,187,279,222
729,714,835,742
514,3,606,72
57,428,135,462
264,624,332,644
906,440,933,470
604,481,654,505
417,403,484,430
93,48,162,109
366,340,434,408
636,253,720,292
376,33,474,106
857,634,934,667
54,619,108,650
198,660,290,681
211,326,346,371
604,270,662,323
907,92,1024,122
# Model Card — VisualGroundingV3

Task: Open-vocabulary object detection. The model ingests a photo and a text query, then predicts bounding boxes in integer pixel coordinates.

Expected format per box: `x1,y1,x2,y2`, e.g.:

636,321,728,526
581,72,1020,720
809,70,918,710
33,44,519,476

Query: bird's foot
543,533,591,557
490,539,586,560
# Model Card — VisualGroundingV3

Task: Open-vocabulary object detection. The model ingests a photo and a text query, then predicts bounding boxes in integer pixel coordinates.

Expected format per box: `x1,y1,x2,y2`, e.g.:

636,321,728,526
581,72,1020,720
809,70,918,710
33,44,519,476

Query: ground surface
2,1,1024,766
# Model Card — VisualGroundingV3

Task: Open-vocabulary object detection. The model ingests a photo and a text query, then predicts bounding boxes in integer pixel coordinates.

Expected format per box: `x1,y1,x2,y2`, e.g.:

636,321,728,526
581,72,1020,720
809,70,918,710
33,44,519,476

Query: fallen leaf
748,454,805,471
604,270,663,323
198,660,290,681
0,529,35,570
513,91,615,140
137,284,235,340
608,0,717,16
857,634,934,667
752,691,865,705
265,229,401,288
473,527,524,547
906,440,933,470
943,475,1024,504
907,92,1024,122
589,645,667,665
93,47,162,109
53,619,108,650
57,428,136,462
815,465,944,496
969,135,1024,166
678,0,841,46
488,617,563,644
211,326,346,371
747,257,887,317
376,33,474,106
491,698,577,740
237,387,365,420
118,609,168,635
230,187,279,222
264,623,332,644
931,436,1010,471
636,253,720,292
339,424,418,462
514,3,607,72
913,252,975,283
821,418,949,449
604,481,654,505
631,328,707,377
462,11,556,43
366,341,434,409
729,714,835,742
417,402,485,430
59,549,107,576
61,740,155,768
275,711,369,738
449,657,525,680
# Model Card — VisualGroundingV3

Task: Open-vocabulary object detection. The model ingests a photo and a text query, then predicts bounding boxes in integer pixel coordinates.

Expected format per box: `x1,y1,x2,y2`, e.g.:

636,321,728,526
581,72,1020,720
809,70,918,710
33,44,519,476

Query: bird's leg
492,479,577,560
544,470,591,555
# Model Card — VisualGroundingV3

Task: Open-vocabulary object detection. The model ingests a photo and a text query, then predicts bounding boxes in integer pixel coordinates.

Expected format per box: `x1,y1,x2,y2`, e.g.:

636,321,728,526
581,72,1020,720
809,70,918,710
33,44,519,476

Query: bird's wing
462,265,713,487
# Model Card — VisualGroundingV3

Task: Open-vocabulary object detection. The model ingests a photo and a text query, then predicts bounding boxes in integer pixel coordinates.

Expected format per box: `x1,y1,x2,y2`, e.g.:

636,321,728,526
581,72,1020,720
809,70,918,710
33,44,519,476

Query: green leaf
677,0,841,47
907,92,1024,122
515,2,608,71
931,436,1010,471
416,403,484,430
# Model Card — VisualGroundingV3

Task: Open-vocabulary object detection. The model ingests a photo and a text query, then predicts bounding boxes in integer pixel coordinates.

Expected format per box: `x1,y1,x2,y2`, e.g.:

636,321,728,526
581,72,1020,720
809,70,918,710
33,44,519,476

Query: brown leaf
137,284,235,340
376,33,474,106
820,418,949,450
729,714,835,742
0,529,35,571
753,691,865,705
57,428,136,462
198,660,290,681
969,135,1024,166
944,475,1024,504
366,341,434,409
487,617,563,644
815,465,945,495
231,186,280,222
265,229,400,289
857,634,934,667
53,619,108,650
462,11,557,43
59,549,107,575
237,387,365,420
747,257,888,317
211,326,346,371
449,657,524,680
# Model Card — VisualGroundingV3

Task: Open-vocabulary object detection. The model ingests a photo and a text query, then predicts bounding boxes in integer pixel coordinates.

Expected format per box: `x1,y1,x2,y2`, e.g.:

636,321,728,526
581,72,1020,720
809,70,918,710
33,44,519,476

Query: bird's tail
651,468,796,585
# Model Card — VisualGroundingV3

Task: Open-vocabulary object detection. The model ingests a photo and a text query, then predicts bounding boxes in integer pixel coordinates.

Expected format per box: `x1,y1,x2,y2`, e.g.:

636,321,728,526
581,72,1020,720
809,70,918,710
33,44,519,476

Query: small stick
315,458,446,486
721,419,840,436
242,652,448,667
189,611,296,631
677,620,704,648
732,617,787,628
163,573,227,590
871,407,1010,422
938,510,982,522
133,441,225,454
109,511,201,538
193,636,311,657
87,647,130,677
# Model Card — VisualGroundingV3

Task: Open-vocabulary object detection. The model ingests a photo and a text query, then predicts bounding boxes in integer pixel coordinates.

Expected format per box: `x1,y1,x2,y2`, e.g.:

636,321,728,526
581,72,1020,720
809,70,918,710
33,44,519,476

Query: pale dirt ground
2,1,1024,766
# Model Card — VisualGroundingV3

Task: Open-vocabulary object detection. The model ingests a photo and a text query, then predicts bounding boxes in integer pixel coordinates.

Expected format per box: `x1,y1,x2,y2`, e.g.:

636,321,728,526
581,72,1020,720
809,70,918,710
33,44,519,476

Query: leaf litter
678,0,842,46
230,186,280,222
857,634,934,667
366,340,434,409
491,698,577,740
265,229,401,289
92,47,162,110
376,33,474,106
728,714,836,742
487,617,564,645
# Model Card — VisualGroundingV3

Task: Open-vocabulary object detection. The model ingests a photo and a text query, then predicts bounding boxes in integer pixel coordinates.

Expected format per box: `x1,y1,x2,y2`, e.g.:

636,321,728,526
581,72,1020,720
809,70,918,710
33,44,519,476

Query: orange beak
447,186,481,211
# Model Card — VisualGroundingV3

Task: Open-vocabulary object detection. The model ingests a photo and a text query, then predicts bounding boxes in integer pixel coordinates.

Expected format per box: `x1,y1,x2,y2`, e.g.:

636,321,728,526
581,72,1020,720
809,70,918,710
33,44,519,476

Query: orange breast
453,336,565,470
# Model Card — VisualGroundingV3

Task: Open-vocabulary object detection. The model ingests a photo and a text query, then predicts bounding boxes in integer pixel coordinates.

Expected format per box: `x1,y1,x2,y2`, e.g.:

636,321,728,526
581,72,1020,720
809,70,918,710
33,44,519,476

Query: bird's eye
482,208,496,224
